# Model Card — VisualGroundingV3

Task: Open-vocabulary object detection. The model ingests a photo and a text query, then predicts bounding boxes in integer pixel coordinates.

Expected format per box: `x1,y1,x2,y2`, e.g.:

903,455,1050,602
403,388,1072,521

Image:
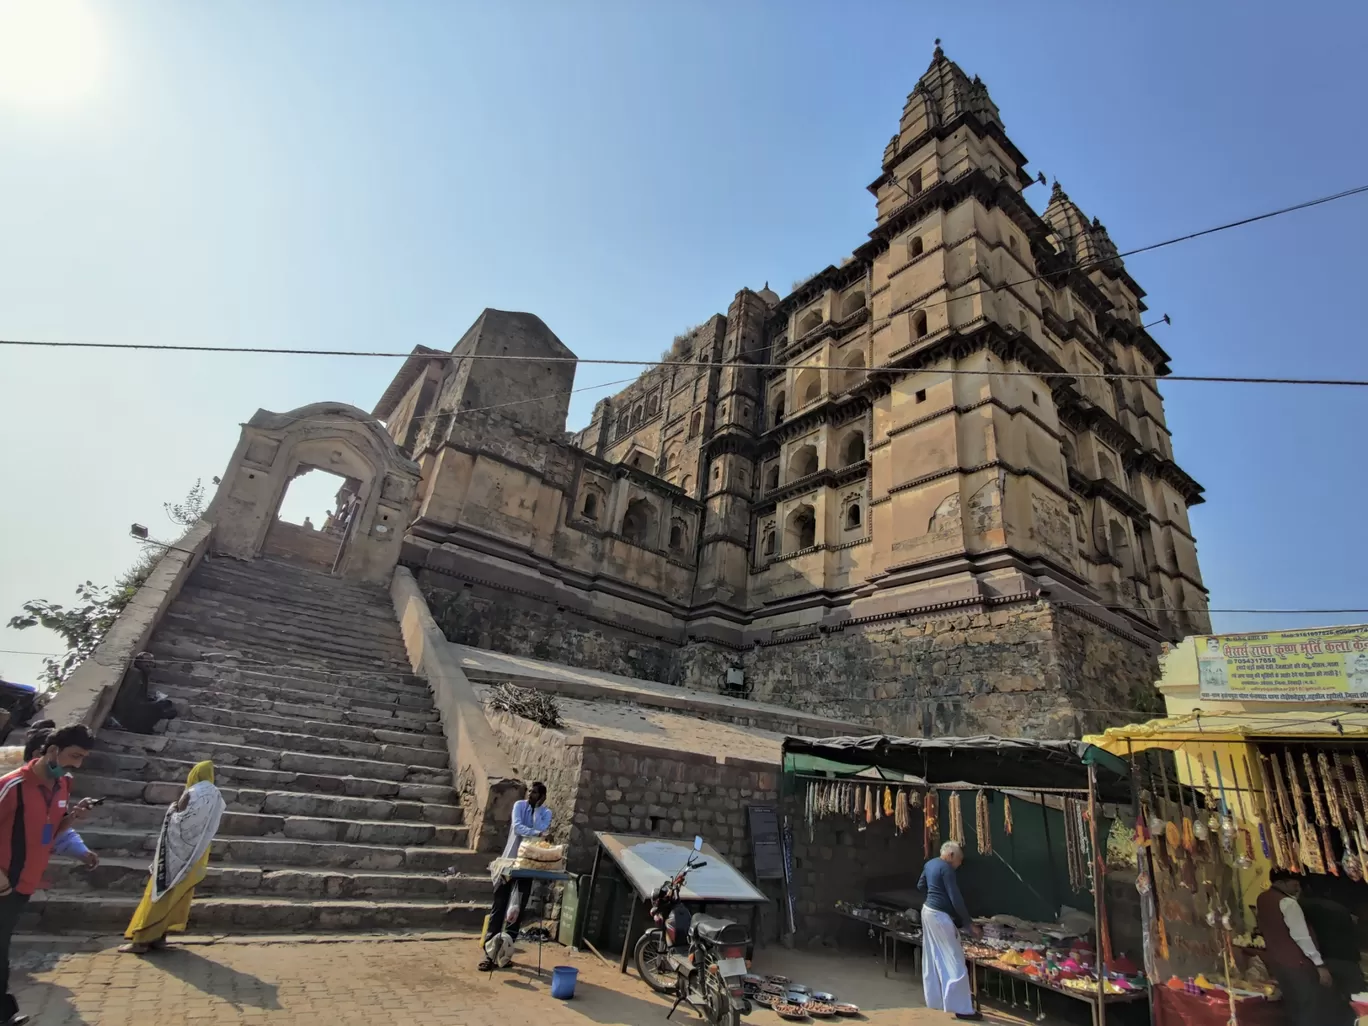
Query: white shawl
149,780,226,902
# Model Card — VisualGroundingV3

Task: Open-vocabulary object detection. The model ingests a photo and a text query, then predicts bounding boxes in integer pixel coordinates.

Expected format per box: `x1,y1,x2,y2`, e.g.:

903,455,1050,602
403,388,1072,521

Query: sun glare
0,0,106,110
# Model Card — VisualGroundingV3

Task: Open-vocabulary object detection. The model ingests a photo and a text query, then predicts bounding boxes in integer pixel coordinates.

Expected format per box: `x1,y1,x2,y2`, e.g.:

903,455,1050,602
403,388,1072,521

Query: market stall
781,735,1150,1025
1089,710,1368,1025
575,832,769,972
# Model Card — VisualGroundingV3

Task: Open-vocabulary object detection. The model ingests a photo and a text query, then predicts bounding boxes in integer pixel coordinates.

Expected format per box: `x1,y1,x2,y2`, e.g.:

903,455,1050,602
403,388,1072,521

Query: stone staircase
29,555,490,935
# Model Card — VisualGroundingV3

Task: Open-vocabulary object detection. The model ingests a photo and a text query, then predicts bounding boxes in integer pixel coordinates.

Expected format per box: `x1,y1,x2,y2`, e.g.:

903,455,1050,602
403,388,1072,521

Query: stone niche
205,402,421,584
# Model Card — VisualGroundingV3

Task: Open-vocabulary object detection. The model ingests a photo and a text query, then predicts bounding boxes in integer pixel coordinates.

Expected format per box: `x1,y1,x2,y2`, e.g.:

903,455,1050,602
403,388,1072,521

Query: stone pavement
9,934,1048,1026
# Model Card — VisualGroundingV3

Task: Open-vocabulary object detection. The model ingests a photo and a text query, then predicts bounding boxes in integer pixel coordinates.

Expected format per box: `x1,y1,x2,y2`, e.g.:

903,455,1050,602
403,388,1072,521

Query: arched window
765,465,779,491
772,391,786,426
910,236,924,258
796,309,822,336
786,504,817,551
621,499,656,547
762,529,776,556
842,350,866,391
845,503,862,531
840,291,866,319
688,410,702,438
712,463,722,482
581,491,600,521
659,451,671,475
913,310,929,339
1008,235,1018,254
647,393,661,416
632,404,645,428
795,368,820,406
841,430,866,467
789,444,818,479
669,519,686,552
681,474,693,495
1098,452,1118,484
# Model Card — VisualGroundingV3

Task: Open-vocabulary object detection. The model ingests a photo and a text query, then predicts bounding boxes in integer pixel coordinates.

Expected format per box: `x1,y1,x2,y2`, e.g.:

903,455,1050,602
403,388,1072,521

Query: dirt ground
9,932,1093,1025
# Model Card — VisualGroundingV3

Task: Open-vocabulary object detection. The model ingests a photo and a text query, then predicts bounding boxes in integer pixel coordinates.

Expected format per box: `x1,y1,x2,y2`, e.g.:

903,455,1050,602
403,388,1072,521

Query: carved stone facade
380,49,1210,737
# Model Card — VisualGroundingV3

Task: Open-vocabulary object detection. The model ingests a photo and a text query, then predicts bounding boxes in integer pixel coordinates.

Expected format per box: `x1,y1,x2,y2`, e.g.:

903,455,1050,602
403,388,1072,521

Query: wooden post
1088,763,1107,1026
575,844,604,951
619,895,640,974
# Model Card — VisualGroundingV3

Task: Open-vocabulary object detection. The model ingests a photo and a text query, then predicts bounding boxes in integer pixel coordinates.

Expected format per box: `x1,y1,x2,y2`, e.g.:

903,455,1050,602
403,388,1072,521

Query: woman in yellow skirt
119,760,225,953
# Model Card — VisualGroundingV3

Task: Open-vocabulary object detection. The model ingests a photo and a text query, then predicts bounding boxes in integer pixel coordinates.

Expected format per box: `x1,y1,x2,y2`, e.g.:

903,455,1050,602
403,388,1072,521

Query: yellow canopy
1084,709,1368,757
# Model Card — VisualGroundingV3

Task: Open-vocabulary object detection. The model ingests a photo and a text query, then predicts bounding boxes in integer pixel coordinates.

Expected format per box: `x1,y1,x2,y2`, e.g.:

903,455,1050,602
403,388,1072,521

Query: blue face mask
46,759,70,780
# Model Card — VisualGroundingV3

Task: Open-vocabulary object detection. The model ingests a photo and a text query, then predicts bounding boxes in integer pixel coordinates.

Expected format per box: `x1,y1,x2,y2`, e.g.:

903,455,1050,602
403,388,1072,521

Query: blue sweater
917,856,971,926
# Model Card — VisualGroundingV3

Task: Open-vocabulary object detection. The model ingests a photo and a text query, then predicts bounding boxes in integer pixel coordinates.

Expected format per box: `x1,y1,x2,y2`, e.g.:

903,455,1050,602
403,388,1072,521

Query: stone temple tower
385,46,1211,739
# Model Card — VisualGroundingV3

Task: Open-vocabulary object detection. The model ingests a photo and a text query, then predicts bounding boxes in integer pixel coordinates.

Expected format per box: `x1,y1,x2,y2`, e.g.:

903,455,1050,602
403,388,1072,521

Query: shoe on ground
954,1014,983,1022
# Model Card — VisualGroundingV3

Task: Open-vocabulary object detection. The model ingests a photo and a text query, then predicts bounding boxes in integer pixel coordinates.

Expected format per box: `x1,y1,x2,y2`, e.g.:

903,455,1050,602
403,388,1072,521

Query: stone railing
44,520,214,730
390,566,521,854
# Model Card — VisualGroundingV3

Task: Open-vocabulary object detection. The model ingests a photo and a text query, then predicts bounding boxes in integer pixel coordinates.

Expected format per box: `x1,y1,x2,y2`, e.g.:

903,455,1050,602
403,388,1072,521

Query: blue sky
2,1,1366,684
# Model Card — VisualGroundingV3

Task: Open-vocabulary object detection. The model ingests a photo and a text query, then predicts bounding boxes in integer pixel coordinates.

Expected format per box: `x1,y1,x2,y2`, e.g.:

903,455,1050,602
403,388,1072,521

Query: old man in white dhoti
917,840,982,1021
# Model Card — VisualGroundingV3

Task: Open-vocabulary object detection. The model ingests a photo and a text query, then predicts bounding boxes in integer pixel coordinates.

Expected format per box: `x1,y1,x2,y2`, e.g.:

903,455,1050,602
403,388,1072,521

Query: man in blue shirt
478,782,551,972
917,840,982,1021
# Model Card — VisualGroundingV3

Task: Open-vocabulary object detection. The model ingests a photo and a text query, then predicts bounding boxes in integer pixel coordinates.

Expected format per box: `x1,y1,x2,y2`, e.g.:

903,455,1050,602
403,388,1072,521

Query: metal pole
1087,763,1107,1026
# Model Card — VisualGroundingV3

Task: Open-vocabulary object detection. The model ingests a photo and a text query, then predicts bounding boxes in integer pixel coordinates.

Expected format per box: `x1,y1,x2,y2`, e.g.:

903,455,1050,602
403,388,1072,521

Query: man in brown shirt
1254,870,1353,1026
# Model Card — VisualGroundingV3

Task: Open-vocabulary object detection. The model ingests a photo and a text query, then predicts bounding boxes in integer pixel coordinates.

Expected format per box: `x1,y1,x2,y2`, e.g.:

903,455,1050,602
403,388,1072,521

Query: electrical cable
3,183,1367,386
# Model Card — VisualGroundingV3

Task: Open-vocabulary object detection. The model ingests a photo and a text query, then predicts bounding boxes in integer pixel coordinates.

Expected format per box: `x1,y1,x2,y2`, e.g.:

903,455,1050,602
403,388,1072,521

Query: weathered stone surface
47,556,480,936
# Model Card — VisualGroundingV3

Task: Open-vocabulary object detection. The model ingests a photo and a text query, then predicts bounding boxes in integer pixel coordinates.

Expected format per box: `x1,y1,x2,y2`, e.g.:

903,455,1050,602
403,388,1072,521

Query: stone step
24,891,487,934
45,855,490,903
161,717,449,769
151,650,426,692
174,581,406,625
165,700,446,751
194,556,394,597
148,638,413,683
95,732,453,787
78,800,466,847
150,665,437,716
156,682,442,736
161,602,412,653
83,751,458,804
77,774,463,825
77,828,480,873
155,617,413,672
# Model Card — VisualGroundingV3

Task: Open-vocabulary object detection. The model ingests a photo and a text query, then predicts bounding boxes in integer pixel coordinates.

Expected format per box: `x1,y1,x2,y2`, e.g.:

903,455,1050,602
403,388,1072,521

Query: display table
1150,985,1283,1026
969,957,1149,1026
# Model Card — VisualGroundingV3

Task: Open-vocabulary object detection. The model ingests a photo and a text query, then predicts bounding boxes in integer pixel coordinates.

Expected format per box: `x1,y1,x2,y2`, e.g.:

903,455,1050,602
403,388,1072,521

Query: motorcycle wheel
707,978,742,1026
633,931,674,994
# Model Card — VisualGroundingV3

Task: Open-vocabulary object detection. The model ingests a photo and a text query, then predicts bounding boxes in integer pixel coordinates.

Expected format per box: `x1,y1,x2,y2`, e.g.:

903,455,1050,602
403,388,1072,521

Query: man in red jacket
0,723,96,1026
1254,870,1354,1026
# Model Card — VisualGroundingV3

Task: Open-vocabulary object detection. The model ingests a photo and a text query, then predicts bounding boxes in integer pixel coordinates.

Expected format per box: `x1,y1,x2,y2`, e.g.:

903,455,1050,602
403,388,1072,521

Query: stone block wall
482,707,583,851
421,578,679,684
738,601,1160,737
426,568,1159,740
568,741,779,876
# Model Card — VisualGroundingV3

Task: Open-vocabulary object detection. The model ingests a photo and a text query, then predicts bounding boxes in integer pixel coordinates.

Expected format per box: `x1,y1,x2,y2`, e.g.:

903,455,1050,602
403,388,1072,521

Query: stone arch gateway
205,402,421,584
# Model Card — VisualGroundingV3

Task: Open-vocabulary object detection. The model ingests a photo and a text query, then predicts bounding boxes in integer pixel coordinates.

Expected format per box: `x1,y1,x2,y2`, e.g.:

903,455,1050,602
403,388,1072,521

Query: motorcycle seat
689,914,737,943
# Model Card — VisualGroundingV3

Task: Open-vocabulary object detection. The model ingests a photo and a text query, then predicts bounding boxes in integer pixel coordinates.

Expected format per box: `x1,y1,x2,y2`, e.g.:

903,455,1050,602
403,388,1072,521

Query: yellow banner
1196,626,1368,701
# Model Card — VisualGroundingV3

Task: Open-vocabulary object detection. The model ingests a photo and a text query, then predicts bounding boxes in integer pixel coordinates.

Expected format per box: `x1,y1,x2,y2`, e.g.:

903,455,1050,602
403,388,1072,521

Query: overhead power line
905,182,1368,314
6,335,1364,389
3,182,1367,387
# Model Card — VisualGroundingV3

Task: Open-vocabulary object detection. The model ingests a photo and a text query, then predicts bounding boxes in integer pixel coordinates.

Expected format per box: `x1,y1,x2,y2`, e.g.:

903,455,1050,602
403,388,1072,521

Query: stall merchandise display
744,975,860,1020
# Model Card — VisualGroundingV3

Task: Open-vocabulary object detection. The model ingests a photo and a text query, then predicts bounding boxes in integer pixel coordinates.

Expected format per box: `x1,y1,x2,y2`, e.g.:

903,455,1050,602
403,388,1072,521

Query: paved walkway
10,934,1046,1026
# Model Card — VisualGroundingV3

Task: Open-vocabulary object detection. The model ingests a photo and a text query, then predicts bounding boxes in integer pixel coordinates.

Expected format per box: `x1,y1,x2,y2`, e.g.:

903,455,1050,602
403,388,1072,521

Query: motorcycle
633,836,751,1026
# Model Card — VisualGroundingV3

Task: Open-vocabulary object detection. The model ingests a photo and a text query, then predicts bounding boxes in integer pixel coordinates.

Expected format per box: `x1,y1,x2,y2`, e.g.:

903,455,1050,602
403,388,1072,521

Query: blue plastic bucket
550,965,578,999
